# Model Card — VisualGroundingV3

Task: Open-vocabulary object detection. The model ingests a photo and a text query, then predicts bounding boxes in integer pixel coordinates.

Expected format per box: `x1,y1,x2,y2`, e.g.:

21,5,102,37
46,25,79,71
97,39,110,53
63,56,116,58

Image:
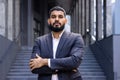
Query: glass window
65,15,71,32
106,0,116,36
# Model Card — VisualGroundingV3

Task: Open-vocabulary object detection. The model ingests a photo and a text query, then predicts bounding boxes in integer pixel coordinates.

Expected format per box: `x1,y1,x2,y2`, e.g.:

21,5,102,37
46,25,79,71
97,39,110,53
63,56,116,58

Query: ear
64,18,67,24
47,19,50,25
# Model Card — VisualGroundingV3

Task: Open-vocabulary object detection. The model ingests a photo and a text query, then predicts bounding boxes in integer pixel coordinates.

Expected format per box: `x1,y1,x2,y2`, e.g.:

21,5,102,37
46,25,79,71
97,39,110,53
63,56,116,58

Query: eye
59,15,64,18
51,15,56,19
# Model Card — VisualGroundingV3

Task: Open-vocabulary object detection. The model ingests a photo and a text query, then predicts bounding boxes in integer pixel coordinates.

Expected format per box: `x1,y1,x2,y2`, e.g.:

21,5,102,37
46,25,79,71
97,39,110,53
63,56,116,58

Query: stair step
6,78,37,80
13,61,98,64
13,62,99,64
10,69,31,72
79,68,102,72
8,72,104,76
14,60,28,62
82,76,106,80
7,75,37,77
6,47,106,80
9,68,102,72
16,57,31,60
8,72,34,76
11,66,30,69
10,65,101,69
81,72,104,76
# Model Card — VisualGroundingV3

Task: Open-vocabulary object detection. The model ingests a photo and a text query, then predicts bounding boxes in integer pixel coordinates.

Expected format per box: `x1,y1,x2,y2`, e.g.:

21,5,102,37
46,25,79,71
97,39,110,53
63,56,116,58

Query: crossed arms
29,35,84,74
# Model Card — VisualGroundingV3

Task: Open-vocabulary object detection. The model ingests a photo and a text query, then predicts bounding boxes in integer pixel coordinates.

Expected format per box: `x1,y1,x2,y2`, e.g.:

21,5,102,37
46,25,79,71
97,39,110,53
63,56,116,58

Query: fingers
29,59,38,70
29,61,34,66
30,59,34,62
29,58,39,70
29,62,34,70
31,65,36,70
29,54,42,71
36,53,40,58
72,69,77,72
29,59,36,69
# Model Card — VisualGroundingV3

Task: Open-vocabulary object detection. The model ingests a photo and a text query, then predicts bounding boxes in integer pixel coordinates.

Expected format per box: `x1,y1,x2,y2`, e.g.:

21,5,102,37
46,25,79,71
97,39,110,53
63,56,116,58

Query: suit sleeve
30,38,53,74
50,34,84,70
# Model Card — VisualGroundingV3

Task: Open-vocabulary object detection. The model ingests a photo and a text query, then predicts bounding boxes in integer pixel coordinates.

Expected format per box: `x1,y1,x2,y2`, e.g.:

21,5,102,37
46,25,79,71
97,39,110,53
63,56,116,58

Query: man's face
48,10,67,29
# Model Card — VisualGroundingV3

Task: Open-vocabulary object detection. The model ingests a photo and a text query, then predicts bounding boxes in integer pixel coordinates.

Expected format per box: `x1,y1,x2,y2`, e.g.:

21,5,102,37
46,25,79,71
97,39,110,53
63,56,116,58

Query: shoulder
66,32,84,43
65,31,82,38
35,33,50,41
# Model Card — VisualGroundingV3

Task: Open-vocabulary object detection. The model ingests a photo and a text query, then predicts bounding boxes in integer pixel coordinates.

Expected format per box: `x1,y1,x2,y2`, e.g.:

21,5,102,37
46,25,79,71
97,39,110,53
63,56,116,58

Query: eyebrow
50,14,64,17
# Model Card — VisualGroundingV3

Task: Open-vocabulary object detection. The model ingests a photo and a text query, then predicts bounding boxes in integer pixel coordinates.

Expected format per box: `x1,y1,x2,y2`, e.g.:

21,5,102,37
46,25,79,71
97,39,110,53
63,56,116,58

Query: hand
29,54,43,70
29,54,48,70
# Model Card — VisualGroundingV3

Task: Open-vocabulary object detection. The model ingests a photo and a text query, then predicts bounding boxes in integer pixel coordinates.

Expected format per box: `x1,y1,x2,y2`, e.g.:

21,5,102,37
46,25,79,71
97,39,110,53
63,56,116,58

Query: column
81,0,85,36
85,0,89,33
28,0,33,47
0,0,6,37
78,0,82,34
71,10,74,32
44,0,49,34
96,0,102,40
73,5,76,32
76,1,79,33
85,0,90,44
5,0,8,38
90,0,95,44
7,0,14,40
20,0,28,46
14,0,20,38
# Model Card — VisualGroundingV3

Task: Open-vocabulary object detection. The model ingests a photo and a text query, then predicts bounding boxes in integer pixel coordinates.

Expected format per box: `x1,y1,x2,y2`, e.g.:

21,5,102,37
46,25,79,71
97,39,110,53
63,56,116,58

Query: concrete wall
113,0,120,79
90,35,114,80
90,35,120,80
113,35,120,80
0,35,20,80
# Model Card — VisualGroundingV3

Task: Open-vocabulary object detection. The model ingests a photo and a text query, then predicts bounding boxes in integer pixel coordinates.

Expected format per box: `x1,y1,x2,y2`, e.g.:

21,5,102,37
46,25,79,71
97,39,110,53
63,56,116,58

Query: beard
48,24,65,32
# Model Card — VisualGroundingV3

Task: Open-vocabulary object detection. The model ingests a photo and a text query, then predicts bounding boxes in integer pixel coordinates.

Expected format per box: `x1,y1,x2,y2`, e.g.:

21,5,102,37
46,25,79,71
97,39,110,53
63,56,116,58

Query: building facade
0,0,120,80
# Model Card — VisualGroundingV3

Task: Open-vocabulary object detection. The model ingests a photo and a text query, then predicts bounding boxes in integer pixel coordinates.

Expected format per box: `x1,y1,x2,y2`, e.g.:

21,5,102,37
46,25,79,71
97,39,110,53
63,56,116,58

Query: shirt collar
52,30,64,39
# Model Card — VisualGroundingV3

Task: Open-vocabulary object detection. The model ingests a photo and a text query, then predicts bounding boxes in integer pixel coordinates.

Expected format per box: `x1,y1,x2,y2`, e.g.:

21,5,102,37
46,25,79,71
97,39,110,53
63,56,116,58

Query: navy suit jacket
31,31,84,80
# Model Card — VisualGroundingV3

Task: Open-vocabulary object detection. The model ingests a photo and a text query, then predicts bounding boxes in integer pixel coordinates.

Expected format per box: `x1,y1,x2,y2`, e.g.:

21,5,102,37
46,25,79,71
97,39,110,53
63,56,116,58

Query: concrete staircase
6,48,37,80
6,47,106,80
79,47,106,80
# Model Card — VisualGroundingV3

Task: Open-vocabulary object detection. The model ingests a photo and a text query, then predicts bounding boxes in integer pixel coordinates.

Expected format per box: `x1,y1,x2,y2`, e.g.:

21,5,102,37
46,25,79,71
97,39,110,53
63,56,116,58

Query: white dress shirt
48,31,64,80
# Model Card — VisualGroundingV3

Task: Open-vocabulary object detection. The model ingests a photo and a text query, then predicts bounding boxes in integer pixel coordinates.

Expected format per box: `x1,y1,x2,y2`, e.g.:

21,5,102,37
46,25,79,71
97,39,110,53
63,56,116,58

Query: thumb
36,53,40,58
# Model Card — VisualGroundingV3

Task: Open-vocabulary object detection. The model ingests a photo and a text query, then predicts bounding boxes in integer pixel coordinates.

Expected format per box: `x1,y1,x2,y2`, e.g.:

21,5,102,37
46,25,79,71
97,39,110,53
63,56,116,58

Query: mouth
53,23,61,27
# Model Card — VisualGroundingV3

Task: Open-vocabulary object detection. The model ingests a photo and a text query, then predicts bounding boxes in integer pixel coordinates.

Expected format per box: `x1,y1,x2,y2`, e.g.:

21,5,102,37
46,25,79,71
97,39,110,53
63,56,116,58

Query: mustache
53,21,61,26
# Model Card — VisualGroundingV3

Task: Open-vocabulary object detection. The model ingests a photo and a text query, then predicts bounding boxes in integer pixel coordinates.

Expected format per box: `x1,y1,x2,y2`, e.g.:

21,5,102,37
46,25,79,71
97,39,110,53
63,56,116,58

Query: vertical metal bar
89,0,91,44
103,0,107,38
96,0,98,41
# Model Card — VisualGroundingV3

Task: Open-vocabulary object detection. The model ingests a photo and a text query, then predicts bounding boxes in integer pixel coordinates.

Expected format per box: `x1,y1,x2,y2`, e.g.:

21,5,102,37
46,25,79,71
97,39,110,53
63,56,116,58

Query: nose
55,17,59,21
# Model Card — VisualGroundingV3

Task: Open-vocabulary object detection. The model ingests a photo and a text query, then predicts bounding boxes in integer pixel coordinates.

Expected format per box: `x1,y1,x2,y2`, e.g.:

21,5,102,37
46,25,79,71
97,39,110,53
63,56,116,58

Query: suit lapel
56,31,69,58
46,33,53,58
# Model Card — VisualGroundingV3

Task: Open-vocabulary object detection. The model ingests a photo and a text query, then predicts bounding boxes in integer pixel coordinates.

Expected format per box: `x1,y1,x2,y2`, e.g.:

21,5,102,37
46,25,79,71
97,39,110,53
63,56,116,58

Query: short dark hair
49,6,66,17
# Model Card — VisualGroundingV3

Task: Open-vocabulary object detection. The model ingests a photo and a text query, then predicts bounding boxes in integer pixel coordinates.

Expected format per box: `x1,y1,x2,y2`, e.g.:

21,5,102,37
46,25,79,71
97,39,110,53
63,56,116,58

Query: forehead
50,10,65,16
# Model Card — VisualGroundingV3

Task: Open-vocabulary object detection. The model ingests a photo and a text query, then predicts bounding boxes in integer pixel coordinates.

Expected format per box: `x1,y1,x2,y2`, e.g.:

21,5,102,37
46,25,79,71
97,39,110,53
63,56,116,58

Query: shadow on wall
0,35,20,80
90,35,114,80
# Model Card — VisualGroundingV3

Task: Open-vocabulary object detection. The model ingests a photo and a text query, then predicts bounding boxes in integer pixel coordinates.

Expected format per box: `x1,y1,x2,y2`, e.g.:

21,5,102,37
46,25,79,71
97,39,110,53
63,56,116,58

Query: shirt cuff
48,59,51,67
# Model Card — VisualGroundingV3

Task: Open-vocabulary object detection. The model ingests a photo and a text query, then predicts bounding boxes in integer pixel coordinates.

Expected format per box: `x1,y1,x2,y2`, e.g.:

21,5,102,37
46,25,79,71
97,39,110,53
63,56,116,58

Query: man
29,6,84,80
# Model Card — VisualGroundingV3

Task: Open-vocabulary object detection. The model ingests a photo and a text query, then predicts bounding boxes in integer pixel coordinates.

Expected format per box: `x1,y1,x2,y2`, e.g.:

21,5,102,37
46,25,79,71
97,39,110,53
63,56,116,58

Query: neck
52,31,62,39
